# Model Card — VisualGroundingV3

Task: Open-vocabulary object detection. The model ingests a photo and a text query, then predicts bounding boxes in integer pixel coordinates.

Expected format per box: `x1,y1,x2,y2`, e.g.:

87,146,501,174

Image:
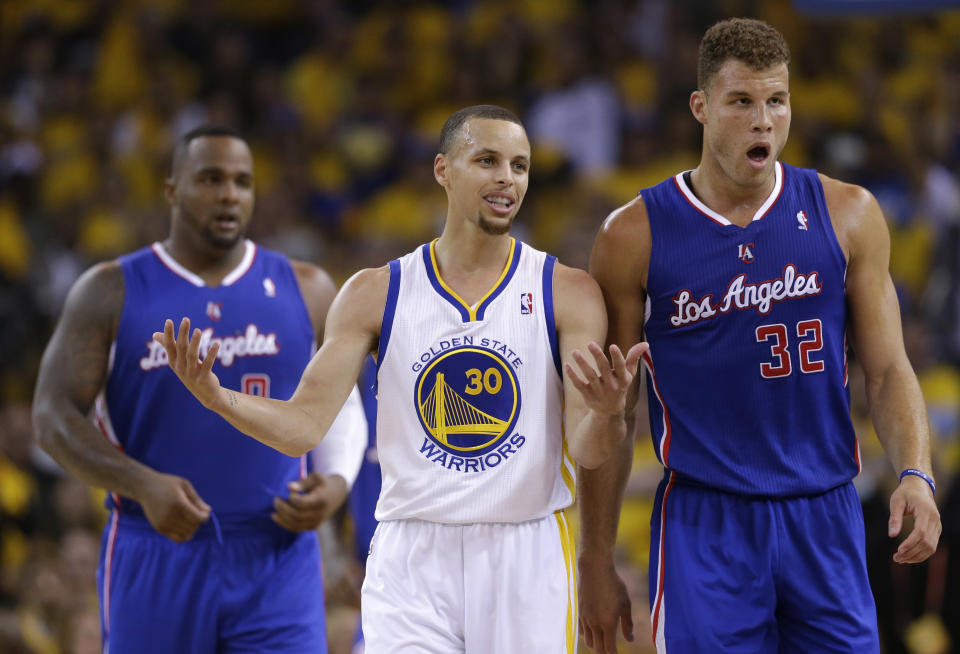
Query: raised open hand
565,342,648,416
153,318,224,409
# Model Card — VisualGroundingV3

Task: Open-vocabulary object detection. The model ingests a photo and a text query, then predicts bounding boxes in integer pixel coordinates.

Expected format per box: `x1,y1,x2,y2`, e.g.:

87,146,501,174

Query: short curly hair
698,18,790,91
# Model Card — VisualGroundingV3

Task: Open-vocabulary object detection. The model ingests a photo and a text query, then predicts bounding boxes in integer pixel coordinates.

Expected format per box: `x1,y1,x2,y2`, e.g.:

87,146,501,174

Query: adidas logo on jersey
140,324,280,370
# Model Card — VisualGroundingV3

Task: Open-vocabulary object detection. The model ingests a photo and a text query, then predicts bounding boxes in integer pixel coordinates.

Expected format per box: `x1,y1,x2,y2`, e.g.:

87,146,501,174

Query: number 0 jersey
374,238,571,523
642,162,859,496
96,241,316,519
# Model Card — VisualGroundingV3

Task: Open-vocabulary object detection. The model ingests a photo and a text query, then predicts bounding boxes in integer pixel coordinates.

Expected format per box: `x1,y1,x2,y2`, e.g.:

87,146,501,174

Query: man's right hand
578,553,634,653
153,317,225,410
138,472,211,543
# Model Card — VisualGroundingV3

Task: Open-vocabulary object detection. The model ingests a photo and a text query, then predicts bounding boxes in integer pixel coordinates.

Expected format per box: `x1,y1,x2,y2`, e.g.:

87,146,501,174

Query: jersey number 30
755,319,824,378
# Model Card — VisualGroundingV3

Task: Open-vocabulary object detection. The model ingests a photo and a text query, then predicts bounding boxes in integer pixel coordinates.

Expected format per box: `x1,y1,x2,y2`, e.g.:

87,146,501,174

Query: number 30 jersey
374,238,571,523
641,162,859,497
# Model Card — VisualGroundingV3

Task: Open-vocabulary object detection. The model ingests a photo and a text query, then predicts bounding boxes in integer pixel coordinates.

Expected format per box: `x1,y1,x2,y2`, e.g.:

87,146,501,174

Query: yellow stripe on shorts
554,509,577,654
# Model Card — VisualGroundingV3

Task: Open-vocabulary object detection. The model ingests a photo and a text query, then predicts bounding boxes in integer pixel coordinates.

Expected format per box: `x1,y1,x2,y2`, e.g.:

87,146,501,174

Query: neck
433,220,513,275
163,229,247,284
690,155,777,218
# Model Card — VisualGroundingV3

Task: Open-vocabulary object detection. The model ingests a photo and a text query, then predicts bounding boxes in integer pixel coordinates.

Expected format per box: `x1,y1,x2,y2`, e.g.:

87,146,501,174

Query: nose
752,104,773,132
495,161,513,186
220,180,240,203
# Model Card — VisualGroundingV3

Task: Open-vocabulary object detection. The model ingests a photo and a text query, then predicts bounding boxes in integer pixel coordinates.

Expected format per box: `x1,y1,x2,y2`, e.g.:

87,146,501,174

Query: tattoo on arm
227,391,239,407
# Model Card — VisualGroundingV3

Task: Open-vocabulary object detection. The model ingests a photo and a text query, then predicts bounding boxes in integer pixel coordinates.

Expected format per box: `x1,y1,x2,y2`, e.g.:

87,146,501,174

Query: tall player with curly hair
579,18,940,653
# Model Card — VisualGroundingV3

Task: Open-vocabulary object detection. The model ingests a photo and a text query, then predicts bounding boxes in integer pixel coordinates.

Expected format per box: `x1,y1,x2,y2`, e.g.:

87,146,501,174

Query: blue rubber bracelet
899,468,936,495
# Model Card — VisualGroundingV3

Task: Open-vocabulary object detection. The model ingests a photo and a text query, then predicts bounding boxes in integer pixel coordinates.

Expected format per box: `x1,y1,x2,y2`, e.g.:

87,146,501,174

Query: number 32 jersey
641,162,859,497
374,238,571,523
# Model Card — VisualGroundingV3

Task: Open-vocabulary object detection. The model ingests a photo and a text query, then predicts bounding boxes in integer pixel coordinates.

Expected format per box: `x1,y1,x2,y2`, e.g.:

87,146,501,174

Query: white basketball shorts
361,511,577,653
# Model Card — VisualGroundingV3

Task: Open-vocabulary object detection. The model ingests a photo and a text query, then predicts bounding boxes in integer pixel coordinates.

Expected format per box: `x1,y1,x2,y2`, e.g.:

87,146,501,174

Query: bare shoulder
290,259,339,336
596,195,651,248
554,262,603,305
553,262,606,335
290,260,338,299
818,173,885,259
590,194,651,293
63,260,126,333
326,265,392,338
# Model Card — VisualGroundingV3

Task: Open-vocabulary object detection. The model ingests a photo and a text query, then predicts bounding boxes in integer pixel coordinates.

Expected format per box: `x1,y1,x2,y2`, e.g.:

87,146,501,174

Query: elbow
31,403,56,455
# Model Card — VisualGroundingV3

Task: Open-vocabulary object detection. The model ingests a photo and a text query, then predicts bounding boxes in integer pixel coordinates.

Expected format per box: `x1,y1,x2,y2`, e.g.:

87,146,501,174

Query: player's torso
375,238,572,523
99,241,315,517
642,163,859,496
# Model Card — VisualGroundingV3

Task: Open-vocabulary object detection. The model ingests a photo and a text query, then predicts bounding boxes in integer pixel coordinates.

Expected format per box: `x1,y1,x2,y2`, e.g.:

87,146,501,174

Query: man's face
693,60,791,188
168,136,254,249
435,118,531,235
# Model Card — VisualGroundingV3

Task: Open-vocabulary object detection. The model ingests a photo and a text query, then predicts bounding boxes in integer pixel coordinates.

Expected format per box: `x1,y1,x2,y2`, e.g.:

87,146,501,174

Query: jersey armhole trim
377,260,402,371
542,255,562,376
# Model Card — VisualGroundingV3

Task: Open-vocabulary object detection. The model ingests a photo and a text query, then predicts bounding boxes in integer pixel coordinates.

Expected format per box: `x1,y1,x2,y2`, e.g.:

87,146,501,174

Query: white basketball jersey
375,237,573,523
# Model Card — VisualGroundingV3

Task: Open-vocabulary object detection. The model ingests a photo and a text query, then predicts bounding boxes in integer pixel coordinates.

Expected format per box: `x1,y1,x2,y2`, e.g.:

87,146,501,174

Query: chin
204,231,244,249
478,215,513,236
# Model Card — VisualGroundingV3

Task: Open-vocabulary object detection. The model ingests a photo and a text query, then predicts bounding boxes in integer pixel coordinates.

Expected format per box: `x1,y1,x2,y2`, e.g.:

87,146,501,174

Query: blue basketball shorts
648,471,880,653
97,511,327,654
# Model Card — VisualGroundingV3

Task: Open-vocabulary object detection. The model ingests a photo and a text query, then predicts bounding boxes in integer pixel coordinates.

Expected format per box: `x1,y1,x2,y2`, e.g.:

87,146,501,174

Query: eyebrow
726,89,789,98
194,166,253,178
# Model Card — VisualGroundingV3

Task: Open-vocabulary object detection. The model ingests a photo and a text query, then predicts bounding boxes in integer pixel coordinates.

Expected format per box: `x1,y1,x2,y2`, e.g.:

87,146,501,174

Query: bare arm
825,176,941,563
32,263,210,542
578,197,651,653
155,266,387,457
554,264,646,470
271,261,365,532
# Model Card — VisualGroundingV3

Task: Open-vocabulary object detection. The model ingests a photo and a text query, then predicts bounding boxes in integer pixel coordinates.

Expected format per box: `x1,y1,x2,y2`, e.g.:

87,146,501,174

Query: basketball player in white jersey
153,105,646,653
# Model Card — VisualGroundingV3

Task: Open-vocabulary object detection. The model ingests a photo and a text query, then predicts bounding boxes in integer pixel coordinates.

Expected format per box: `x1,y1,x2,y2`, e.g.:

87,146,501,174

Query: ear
163,177,176,206
690,90,708,126
434,153,449,188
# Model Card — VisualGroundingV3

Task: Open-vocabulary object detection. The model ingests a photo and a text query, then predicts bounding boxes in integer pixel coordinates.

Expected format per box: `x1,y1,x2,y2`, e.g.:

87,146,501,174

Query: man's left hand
272,473,348,532
889,475,941,564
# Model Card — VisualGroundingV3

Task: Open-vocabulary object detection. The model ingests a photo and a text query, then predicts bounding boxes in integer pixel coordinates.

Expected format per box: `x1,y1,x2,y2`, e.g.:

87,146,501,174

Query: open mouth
484,194,515,215
747,145,770,164
212,214,239,229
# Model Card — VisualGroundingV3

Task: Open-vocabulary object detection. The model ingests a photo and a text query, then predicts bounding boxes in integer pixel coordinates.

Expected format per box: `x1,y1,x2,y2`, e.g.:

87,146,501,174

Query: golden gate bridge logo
415,347,520,456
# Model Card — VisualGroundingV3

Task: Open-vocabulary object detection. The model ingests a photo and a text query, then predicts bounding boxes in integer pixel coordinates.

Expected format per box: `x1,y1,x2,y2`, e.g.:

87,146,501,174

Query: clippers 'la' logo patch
738,243,755,264
415,346,521,457
206,301,223,321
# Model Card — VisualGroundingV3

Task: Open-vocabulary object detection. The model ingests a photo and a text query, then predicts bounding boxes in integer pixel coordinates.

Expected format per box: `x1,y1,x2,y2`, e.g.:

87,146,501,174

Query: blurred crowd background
1,0,960,652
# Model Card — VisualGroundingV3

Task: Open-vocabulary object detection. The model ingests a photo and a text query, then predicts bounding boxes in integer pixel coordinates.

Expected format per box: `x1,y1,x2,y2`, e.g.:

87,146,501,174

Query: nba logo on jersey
738,243,755,264
263,278,276,297
520,292,534,315
206,301,223,321
796,210,809,231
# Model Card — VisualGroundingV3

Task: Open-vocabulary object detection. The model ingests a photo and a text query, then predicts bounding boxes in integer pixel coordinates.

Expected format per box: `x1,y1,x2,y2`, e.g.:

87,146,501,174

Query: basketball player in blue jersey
154,105,648,653
32,126,367,653
577,18,942,654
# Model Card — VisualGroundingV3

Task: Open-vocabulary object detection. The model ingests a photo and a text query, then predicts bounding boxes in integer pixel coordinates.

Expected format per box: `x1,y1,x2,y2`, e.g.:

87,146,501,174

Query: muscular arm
33,264,210,542
32,263,153,495
578,197,651,652
825,175,940,563
156,266,386,457
271,262,366,532
555,264,645,470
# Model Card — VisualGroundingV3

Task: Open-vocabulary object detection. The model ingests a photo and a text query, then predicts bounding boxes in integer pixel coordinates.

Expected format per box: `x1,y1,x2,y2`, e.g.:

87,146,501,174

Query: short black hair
438,105,524,155
170,125,245,176
698,18,790,91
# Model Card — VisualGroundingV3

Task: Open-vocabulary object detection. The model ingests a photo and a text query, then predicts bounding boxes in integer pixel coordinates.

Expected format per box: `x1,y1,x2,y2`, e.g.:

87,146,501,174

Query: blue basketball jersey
96,241,315,519
642,162,859,496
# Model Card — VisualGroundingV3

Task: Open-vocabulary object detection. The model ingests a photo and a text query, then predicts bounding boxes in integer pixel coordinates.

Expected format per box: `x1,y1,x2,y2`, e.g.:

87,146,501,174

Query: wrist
899,468,936,496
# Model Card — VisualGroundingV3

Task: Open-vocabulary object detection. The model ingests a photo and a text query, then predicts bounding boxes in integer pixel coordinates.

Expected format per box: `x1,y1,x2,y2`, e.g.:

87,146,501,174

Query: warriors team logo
415,346,523,470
